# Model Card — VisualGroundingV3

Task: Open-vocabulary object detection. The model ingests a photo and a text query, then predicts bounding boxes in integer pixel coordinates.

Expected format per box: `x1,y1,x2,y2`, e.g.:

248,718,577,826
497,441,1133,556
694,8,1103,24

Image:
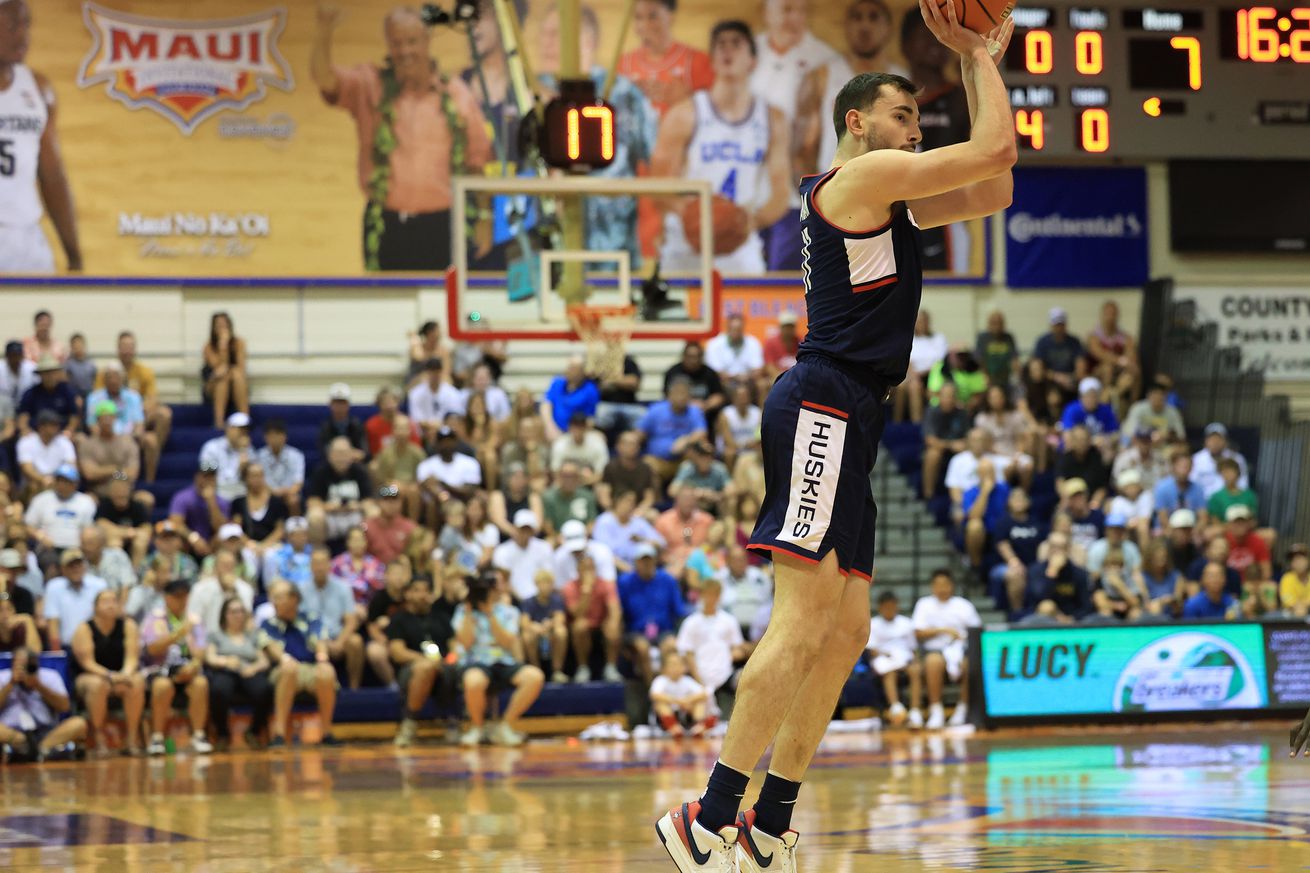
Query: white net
567,304,636,383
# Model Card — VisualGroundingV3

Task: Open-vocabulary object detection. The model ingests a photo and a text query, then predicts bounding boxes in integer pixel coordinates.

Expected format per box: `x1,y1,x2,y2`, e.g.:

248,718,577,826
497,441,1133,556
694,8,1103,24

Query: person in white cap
1059,376,1119,459
491,510,555,602
1107,468,1153,548
199,413,252,502
1223,504,1272,583
553,518,617,590
1033,307,1086,398
1190,422,1249,499
0,1,82,275
188,547,254,638
1165,508,1199,570
318,383,366,464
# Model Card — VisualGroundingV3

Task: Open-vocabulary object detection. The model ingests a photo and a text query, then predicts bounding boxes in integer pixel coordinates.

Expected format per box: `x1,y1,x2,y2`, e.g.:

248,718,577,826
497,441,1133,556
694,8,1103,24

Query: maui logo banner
76,3,294,135
1005,166,1149,288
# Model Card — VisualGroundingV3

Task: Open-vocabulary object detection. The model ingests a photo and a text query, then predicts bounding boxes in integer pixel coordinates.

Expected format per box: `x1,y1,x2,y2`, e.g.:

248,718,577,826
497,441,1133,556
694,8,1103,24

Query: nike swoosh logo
743,822,774,867
684,803,713,866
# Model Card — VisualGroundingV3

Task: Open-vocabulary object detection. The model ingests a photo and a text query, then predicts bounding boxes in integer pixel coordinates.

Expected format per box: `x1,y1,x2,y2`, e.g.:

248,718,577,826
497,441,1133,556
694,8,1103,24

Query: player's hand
982,16,1016,65
919,0,987,56
1292,707,1310,757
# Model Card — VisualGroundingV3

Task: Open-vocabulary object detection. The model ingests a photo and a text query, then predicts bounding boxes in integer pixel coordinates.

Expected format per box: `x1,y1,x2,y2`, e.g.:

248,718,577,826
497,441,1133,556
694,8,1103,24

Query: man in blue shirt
1153,449,1209,531
542,357,600,438
1182,562,1238,619
960,458,1008,568
990,488,1049,616
258,580,339,746
637,376,708,483
1060,377,1119,455
1033,307,1085,399
1023,532,1092,622
297,546,364,689
85,361,146,437
618,543,688,686
17,357,79,434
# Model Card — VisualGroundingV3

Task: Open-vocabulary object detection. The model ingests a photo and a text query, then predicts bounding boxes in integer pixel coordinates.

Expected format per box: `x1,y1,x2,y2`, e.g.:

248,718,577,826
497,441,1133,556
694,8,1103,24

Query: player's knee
519,665,545,689
463,669,489,692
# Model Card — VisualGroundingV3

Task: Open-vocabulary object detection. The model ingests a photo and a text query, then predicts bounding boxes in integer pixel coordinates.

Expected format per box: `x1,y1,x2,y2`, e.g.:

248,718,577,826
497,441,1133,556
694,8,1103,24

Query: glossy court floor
3,722,1310,872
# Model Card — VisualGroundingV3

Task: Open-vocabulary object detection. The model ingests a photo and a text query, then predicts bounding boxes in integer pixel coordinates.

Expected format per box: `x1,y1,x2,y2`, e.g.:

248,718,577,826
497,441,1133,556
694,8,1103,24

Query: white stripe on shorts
775,406,846,553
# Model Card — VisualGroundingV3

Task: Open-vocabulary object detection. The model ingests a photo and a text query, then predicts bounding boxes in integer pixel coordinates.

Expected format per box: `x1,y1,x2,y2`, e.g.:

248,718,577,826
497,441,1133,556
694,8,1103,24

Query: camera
420,1,479,27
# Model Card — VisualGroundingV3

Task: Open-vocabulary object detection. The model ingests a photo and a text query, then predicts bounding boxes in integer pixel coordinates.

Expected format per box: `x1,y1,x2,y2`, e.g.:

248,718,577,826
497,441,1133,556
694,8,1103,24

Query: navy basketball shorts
748,356,886,581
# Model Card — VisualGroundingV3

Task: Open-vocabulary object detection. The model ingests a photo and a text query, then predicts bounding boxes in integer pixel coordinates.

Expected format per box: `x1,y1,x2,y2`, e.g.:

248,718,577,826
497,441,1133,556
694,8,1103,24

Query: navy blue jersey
796,167,924,385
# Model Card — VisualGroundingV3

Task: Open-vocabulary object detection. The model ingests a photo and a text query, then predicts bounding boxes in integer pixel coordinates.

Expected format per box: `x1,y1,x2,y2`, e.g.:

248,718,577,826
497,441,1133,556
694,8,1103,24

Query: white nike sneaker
656,801,738,872
735,810,799,873
948,703,969,727
907,708,924,730
887,702,907,725
926,705,945,730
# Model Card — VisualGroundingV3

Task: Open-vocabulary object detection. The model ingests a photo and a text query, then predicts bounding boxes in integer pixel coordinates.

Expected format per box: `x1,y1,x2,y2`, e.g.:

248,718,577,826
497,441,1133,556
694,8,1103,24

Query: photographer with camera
387,574,458,748
452,572,542,747
140,578,213,756
0,647,88,763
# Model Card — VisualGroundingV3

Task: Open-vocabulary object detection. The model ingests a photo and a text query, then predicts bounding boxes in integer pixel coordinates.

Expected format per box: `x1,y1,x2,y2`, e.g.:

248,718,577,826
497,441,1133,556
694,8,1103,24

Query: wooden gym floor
2,722,1309,872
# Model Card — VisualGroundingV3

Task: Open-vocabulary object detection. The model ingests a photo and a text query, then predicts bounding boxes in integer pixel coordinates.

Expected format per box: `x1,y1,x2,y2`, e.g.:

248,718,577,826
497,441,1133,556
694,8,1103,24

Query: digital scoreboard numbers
1003,3,1309,159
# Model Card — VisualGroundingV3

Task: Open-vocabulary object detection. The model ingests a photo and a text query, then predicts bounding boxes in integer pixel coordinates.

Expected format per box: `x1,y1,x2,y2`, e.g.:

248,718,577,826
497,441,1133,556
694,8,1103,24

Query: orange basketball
682,195,750,256
937,0,1014,34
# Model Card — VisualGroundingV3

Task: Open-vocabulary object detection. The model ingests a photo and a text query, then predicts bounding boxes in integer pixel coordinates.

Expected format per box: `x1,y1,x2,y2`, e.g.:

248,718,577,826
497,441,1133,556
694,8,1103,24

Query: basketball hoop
567,303,636,383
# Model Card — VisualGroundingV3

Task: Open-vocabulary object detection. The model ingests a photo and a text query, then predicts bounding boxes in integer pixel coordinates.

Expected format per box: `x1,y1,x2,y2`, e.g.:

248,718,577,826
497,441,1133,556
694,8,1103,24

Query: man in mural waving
310,4,491,272
0,0,82,274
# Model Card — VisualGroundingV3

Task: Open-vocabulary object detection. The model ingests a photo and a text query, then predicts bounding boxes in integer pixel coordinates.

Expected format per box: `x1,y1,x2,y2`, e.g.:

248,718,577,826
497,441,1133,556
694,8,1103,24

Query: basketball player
655,2,1015,871
650,21,791,276
0,0,82,274
618,0,714,117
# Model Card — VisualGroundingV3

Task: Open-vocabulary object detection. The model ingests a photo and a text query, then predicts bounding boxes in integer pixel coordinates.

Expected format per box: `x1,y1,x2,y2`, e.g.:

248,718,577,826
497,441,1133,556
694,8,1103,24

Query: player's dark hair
930,568,955,585
645,0,677,9
877,591,898,605
406,575,434,592
710,20,755,56
850,0,892,20
832,71,918,141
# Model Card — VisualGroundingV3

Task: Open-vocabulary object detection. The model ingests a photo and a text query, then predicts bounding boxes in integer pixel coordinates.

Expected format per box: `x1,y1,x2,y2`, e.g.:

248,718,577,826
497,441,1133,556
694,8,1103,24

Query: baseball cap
93,399,118,419
634,542,658,560
197,459,219,474
285,516,310,533
1062,478,1088,498
4,340,21,356
1116,469,1142,488
54,463,79,482
436,426,457,440
513,508,539,529
1105,513,1127,528
377,484,400,499
0,549,22,569
163,578,192,596
560,519,588,551
1204,422,1228,438
34,355,61,373
778,311,798,326
226,411,251,428
1225,504,1253,522
154,520,181,536
60,548,85,566
1169,509,1197,529
218,523,244,541
328,382,352,401
1049,307,1068,325
1078,376,1103,396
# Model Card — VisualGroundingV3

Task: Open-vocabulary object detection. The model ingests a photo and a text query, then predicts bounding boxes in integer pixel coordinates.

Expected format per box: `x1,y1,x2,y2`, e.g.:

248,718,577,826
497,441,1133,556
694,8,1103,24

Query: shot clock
1001,3,1309,159
539,79,616,172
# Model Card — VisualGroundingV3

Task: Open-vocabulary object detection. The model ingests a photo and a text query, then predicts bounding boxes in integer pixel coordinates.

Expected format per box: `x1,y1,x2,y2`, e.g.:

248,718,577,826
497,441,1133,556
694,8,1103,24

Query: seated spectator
201,525,257,585
71,589,146,757
200,413,251,502
387,574,458,748
18,356,79,434
974,310,1018,388
319,383,366,463
1222,504,1272,582
1016,357,1062,470
254,420,305,516
991,489,1048,616
1206,458,1259,531
168,462,230,556
0,588,38,653
79,526,136,600
0,647,89,761
922,381,970,499
452,574,544,747
974,384,1035,489
418,427,482,524
541,461,598,540
1279,544,1310,618
77,403,142,500
717,545,771,640
4,531,44,604
499,416,551,494
1061,479,1107,556
1185,536,1242,599
460,362,511,423
944,428,1012,522
189,549,254,637
1024,532,1092,623
594,353,646,435
1120,380,1184,447
1153,449,1209,531
649,652,712,738
1111,427,1169,497
131,528,199,623
656,485,714,581
205,596,274,750
618,543,689,686
363,560,412,688
452,320,509,386
683,520,732,597
461,393,503,490
63,338,96,397
762,311,801,379
542,356,600,440
437,498,497,573
705,314,764,384
230,462,289,559
898,309,948,423
406,320,452,388
492,510,556,602
1060,377,1119,457
27,466,97,568
663,342,726,422
369,415,427,519
1086,300,1140,408
331,526,386,605
23,311,65,364
1191,423,1249,499
201,312,248,429
1140,538,1184,617
867,591,922,728
1,340,37,412
1165,508,1200,572
16,410,75,499
1033,307,1086,399
593,489,665,574
912,570,980,729
487,462,542,540
671,440,734,516
1056,426,1110,509
715,382,761,475
562,552,623,683
140,578,213,756
598,431,658,514
0,548,37,614
365,386,420,456
1107,470,1154,548
306,437,374,547
298,547,364,689
1091,547,1149,621
553,519,618,590
676,578,746,718
1182,562,1239,619
550,413,609,483
927,348,988,414
520,567,569,683
408,358,464,448
962,458,1009,568
259,581,340,746
264,517,313,589
96,332,173,478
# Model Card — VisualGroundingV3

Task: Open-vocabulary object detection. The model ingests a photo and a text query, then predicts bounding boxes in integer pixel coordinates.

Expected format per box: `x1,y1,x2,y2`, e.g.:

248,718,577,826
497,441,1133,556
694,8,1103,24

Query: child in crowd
519,568,568,683
649,652,713,738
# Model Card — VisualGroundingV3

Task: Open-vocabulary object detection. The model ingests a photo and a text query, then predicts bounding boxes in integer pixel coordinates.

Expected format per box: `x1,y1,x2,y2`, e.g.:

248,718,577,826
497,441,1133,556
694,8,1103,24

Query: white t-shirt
1190,448,1249,498
416,452,483,488
24,490,98,549
909,332,950,376
1108,493,1154,524
868,614,917,660
717,404,761,455
407,380,465,426
16,432,76,476
704,334,765,379
944,451,1017,494
198,436,248,501
188,577,255,637
719,567,772,629
553,540,617,585
457,385,511,422
676,608,743,693
650,674,707,711
911,595,981,653
492,536,556,601
0,359,37,407
550,431,610,475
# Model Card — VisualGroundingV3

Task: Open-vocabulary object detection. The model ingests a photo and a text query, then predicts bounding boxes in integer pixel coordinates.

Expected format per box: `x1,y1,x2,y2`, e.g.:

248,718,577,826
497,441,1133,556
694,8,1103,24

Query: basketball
682,195,751,256
937,0,1014,34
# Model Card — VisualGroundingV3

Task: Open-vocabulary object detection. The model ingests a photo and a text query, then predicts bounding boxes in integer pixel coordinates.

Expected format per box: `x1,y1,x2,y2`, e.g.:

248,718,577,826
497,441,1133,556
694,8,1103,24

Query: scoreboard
1004,3,1310,158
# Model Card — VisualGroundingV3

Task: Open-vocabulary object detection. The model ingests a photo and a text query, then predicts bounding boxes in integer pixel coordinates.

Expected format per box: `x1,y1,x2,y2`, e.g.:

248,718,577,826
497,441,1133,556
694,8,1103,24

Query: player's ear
844,107,864,140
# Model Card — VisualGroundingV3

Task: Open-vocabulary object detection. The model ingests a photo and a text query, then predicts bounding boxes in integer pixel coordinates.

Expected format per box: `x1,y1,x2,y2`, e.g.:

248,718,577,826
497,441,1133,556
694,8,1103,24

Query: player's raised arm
33,73,81,272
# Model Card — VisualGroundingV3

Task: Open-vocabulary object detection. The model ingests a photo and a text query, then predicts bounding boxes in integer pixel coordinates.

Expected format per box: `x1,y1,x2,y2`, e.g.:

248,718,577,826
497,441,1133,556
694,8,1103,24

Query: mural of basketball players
618,0,714,118
462,0,529,164
750,0,839,271
0,0,82,274
310,5,492,272
537,4,658,267
651,21,790,276
796,0,910,173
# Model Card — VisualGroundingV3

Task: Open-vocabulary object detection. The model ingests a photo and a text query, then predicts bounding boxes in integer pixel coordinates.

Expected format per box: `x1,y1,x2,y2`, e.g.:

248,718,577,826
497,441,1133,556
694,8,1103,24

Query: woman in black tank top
71,590,147,757
489,462,544,540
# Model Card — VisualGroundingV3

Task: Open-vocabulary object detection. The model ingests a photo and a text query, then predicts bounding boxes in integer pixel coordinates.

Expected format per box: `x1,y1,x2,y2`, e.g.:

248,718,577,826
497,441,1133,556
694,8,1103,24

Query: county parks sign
76,3,294,135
